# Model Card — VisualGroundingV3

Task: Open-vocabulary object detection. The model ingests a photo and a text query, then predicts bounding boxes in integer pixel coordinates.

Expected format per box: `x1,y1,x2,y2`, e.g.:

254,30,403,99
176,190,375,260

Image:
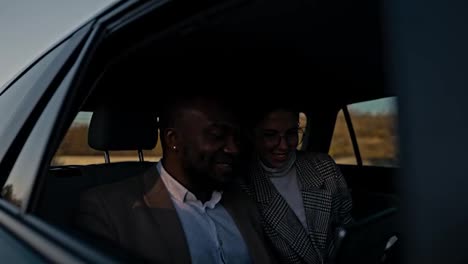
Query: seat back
38,108,158,228
88,107,158,163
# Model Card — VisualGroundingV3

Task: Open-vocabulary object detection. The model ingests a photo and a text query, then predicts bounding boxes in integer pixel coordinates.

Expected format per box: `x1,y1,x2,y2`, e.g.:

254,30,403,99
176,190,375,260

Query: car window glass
0,43,65,95
329,110,355,164
330,97,399,167
51,111,162,166
0,24,91,166
297,112,307,150
0,43,66,156
1,61,73,209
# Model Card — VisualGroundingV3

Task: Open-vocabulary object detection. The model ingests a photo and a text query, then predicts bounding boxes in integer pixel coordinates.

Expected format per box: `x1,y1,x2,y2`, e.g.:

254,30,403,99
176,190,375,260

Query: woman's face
255,110,300,168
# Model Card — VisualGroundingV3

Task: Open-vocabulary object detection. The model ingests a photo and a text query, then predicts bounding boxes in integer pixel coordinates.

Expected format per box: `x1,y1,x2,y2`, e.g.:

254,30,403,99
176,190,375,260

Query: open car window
330,97,399,167
51,112,162,166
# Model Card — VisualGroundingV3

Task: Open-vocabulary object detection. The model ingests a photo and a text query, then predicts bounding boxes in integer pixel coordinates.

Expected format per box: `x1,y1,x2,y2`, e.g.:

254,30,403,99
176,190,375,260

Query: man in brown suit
77,96,273,263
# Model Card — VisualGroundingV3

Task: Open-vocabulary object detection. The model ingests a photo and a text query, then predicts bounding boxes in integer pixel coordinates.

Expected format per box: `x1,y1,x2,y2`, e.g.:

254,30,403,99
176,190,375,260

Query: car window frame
0,24,93,187
342,105,363,166
332,97,398,168
0,1,175,263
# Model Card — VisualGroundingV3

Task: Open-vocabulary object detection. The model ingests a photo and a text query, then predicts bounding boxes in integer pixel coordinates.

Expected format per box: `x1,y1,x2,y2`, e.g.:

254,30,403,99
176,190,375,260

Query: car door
328,97,400,219
0,1,175,262
0,0,241,261
0,21,104,263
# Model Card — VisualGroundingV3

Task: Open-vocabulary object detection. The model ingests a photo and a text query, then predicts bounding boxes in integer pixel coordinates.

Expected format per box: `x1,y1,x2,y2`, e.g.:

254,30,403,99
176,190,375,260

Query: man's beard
181,149,229,191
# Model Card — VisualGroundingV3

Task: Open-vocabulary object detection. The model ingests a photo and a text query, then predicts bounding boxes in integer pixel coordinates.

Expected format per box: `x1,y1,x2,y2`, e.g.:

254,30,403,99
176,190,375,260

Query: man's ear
163,128,178,151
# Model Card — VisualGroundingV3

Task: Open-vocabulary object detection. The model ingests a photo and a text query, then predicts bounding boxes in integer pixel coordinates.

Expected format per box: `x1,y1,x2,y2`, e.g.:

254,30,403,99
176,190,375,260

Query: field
329,111,398,166
52,112,398,166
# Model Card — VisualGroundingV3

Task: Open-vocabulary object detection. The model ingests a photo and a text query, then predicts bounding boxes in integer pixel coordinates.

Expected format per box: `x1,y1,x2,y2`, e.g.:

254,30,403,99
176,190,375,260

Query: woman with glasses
241,106,353,264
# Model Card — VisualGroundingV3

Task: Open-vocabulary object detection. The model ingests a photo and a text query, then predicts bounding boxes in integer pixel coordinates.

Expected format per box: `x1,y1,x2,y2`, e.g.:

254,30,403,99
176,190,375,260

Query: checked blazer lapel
295,155,333,259
249,161,322,264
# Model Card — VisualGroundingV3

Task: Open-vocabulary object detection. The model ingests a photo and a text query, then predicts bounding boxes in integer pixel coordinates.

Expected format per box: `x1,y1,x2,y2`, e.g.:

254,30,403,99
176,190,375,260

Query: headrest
88,108,157,151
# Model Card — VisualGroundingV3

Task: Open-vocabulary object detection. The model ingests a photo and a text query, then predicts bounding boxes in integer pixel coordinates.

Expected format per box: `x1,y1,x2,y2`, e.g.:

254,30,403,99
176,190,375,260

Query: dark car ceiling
82,0,391,112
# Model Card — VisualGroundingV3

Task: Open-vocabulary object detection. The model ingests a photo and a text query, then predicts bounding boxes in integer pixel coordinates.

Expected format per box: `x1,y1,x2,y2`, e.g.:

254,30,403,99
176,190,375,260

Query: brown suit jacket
77,164,273,263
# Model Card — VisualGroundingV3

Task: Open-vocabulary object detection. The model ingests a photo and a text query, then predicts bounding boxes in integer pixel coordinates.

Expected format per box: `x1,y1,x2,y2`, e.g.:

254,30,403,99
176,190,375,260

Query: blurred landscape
52,111,397,167
330,111,398,166
52,125,163,165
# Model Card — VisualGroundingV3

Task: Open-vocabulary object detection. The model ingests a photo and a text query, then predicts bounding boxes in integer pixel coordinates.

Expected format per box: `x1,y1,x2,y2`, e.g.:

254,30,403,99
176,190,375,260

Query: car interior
26,0,401,262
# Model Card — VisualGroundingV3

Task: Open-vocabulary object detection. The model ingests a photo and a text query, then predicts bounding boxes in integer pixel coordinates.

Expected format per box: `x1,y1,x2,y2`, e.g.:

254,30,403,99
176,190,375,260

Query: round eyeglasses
260,127,304,147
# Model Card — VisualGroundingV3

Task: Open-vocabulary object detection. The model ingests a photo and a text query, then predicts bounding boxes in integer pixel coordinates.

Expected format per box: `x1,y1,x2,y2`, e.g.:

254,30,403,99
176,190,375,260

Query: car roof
77,0,393,113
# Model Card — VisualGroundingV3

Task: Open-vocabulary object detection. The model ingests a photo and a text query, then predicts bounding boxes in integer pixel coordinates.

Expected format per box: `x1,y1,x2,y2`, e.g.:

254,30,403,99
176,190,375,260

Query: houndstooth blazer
241,152,353,264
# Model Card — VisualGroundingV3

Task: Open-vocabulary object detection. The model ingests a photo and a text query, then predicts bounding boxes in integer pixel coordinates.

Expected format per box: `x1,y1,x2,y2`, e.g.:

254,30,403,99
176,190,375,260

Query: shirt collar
157,162,223,209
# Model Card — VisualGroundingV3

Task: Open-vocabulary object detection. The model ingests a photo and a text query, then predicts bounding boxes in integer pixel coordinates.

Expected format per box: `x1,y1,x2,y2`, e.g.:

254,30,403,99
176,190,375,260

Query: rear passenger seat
37,107,158,229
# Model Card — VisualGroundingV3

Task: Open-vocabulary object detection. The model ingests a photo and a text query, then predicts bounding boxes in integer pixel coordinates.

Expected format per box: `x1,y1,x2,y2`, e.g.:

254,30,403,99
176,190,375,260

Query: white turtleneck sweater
261,153,308,230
